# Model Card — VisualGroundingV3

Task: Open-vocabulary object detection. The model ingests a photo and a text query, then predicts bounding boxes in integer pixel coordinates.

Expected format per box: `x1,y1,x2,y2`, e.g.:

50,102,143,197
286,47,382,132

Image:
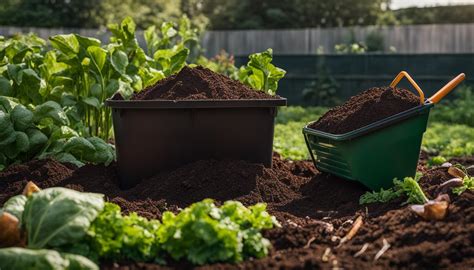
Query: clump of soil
131,66,276,100
310,87,421,134
1,155,473,269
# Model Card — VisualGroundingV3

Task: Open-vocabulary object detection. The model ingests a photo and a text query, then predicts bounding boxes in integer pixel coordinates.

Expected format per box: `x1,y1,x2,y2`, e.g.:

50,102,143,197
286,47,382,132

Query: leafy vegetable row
0,17,285,142
0,184,279,269
0,96,114,170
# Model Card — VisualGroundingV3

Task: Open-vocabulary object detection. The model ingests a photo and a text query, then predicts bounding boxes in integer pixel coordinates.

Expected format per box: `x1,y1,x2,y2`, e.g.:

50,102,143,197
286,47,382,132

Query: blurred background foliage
0,0,473,30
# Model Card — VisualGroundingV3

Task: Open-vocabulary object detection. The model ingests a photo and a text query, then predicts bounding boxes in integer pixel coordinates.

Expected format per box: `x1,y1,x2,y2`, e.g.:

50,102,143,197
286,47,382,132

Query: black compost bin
106,99,287,188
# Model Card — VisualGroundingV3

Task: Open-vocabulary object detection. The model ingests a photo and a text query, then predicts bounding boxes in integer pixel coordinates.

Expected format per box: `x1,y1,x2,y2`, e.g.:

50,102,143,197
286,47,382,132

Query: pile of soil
131,66,277,100
0,154,473,269
310,87,421,134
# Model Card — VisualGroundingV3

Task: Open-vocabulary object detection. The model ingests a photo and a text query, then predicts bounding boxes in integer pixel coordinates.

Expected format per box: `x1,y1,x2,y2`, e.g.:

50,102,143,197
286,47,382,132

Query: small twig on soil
312,220,334,233
354,243,369,257
337,216,363,247
374,238,390,261
322,247,332,262
304,236,316,248
341,219,354,227
286,219,300,227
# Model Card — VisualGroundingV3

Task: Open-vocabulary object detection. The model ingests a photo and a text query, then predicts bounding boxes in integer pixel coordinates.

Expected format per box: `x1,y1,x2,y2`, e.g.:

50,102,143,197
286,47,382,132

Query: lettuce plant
1,187,278,266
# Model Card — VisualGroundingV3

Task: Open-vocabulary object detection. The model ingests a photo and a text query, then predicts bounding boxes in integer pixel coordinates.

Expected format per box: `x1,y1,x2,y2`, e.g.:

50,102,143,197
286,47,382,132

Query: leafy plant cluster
198,48,286,95
359,173,428,205
0,16,195,141
0,96,114,170
423,122,474,163
0,17,285,169
0,187,279,268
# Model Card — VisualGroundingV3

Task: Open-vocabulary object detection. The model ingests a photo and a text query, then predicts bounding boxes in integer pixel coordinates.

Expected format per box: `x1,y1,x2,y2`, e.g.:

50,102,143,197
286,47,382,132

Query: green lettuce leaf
23,187,105,249
0,248,98,270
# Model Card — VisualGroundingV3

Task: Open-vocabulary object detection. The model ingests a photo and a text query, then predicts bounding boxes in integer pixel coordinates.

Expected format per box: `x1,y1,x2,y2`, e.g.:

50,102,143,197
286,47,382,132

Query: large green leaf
50,34,80,57
63,137,96,158
18,69,44,104
0,96,19,112
86,46,107,74
2,194,27,224
74,34,101,49
23,187,104,249
0,248,99,270
81,97,100,109
0,77,13,96
33,101,69,126
7,64,22,85
111,50,128,74
26,128,48,153
169,48,189,75
83,137,115,165
0,111,16,147
11,104,34,131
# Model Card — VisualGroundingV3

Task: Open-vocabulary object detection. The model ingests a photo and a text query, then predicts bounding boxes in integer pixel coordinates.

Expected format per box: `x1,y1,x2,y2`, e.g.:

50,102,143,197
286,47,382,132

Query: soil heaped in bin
309,87,420,134
131,66,277,100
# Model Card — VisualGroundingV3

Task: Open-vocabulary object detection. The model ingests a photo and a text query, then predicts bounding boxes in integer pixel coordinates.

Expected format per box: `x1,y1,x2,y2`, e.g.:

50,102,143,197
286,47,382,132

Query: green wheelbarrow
303,71,466,190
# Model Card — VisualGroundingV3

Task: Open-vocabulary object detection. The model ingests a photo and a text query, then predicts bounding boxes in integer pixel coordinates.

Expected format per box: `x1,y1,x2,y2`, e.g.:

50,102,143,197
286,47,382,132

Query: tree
197,0,393,30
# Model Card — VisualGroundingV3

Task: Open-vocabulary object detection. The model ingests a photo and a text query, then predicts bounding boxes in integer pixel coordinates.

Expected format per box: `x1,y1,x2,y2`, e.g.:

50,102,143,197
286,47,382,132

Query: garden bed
1,154,472,269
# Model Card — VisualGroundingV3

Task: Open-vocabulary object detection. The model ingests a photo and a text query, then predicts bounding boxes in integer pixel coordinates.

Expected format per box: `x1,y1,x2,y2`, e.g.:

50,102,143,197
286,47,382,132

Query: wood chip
322,247,332,262
448,166,466,179
22,181,41,197
354,243,369,257
374,238,390,261
337,216,363,247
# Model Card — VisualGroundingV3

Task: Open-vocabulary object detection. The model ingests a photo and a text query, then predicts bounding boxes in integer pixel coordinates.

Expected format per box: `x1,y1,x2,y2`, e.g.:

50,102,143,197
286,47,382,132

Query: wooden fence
202,24,474,56
2,24,474,56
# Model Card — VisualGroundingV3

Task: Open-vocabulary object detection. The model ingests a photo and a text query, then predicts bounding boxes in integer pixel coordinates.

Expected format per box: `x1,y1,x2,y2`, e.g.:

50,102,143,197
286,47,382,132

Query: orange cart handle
428,73,466,104
390,71,425,105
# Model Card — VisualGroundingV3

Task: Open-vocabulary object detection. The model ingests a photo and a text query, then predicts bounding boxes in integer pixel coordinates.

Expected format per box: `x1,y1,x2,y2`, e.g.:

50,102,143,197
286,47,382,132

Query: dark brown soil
0,155,473,269
310,87,421,134
131,66,276,101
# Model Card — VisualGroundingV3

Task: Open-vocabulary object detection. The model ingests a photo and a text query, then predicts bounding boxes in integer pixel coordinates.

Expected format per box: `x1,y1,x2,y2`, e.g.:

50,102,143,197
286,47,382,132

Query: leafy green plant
0,96,115,169
157,199,279,265
429,85,474,127
76,202,162,263
427,155,447,167
236,48,286,95
422,122,474,158
452,176,474,195
360,173,428,205
23,187,105,249
0,248,99,270
2,187,278,266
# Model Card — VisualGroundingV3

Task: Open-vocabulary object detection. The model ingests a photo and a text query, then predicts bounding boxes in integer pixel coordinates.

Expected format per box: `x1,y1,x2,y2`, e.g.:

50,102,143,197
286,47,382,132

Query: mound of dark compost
310,87,421,134
131,66,276,100
0,154,473,269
